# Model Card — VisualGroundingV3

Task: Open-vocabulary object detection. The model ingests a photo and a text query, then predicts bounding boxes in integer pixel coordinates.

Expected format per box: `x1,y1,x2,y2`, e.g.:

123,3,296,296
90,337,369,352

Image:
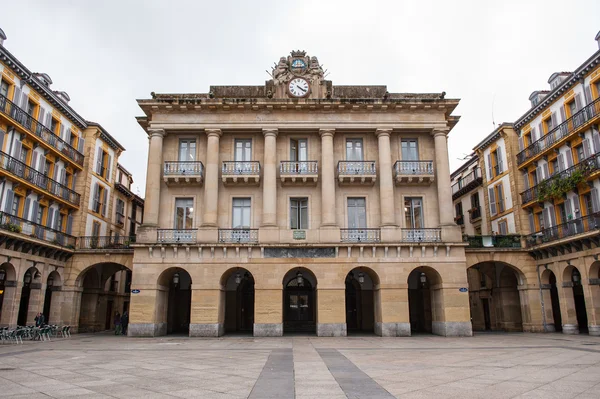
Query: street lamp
420,272,427,287
0,269,5,282
24,271,31,284
296,270,304,285
47,276,54,287
172,272,180,286
235,272,242,285
358,272,365,284
34,271,41,280
572,269,581,284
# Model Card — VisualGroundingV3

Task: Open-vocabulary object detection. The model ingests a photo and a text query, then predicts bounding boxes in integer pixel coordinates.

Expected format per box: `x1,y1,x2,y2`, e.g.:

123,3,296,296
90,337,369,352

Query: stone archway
408,266,442,334
0,262,17,327
588,261,600,336
345,267,379,335
282,267,317,335
220,268,255,335
561,265,588,334
157,267,192,335
540,268,562,332
43,270,62,325
18,266,42,326
467,262,525,332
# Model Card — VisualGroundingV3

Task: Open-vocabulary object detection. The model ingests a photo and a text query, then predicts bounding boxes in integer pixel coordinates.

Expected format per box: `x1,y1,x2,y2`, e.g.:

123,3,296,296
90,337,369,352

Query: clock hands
295,85,307,93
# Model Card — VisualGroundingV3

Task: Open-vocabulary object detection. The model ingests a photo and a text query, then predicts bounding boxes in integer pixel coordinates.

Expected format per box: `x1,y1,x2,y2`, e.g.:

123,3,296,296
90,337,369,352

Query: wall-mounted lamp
358,272,365,284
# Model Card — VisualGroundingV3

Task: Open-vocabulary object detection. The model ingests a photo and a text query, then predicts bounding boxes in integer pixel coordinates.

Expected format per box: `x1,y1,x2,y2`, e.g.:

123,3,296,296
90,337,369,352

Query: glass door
235,139,252,173
347,197,367,241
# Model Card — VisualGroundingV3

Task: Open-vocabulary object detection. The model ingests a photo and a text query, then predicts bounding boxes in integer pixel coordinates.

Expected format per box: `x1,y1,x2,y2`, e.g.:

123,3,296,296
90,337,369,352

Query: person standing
114,311,121,335
34,312,43,327
121,311,129,335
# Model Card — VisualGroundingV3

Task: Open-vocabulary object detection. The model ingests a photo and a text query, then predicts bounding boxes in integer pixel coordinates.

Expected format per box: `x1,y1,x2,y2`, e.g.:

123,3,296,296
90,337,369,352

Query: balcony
77,235,134,250
0,94,84,167
465,235,521,249
337,161,377,185
218,228,259,244
452,168,483,200
517,97,600,166
521,153,600,205
393,161,434,185
340,228,381,243
280,161,318,185
0,211,76,248
157,229,197,244
469,206,482,222
0,151,80,207
526,212,600,248
221,161,260,185
163,161,204,185
455,215,465,226
401,228,442,243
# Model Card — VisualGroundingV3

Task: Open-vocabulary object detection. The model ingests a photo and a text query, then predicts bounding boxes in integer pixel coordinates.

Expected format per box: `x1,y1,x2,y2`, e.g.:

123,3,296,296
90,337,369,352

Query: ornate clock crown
291,50,306,57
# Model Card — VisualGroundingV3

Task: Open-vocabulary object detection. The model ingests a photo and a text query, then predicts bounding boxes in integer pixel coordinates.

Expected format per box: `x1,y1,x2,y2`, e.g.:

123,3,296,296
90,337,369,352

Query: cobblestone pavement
1,333,600,398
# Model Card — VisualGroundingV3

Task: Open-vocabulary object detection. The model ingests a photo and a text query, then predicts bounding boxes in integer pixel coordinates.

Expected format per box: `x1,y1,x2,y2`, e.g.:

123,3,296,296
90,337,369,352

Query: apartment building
0,29,142,332
451,154,485,236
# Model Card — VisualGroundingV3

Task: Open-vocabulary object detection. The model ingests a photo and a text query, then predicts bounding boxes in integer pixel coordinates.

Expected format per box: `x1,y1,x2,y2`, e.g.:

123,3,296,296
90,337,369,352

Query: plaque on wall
264,247,336,258
293,230,306,240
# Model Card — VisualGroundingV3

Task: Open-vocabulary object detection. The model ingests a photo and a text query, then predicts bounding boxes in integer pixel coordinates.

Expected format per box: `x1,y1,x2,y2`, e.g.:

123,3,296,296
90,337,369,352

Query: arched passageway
0,262,16,326
408,267,442,334
283,268,317,334
540,269,562,332
345,267,379,334
157,268,192,335
221,268,255,335
42,271,62,325
568,266,588,334
467,262,524,332
77,263,131,333
18,267,42,326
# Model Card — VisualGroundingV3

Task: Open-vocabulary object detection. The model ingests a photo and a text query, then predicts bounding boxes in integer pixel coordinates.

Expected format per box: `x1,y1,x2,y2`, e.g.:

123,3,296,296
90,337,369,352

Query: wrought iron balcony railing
0,94,84,166
340,228,381,243
164,161,204,175
0,151,80,206
337,161,376,175
455,215,464,226
401,228,442,242
78,235,135,250
517,97,600,165
452,168,482,199
465,235,521,248
526,212,600,247
394,160,434,175
521,152,600,205
222,161,260,175
0,211,75,248
218,228,259,243
469,206,482,222
280,161,318,174
157,229,197,243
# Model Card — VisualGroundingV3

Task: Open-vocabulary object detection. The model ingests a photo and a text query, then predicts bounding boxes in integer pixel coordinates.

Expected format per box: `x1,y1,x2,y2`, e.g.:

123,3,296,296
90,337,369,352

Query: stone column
560,283,579,334
189,288,223,337
433,129,454,227
320,129,336,227
143,129,165,226
261,129,278,227
377,287,411,336
254,288,283,336
376,129,396,228
0,281,18,328
202,129,222,227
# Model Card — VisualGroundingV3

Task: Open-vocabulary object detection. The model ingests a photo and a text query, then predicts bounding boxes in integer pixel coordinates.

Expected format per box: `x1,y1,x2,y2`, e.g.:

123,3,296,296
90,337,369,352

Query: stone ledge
254,323,283,337
375,322,411,337
317,323,347,337
189,323,224,337
432,321,473,337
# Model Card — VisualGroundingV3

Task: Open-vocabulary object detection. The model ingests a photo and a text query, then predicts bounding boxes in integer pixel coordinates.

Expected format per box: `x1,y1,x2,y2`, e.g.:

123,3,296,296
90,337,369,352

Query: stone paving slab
0,332,599,398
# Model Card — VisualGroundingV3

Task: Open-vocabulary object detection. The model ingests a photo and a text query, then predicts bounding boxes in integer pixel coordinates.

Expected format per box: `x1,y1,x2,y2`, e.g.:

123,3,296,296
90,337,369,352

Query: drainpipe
536,264,548,333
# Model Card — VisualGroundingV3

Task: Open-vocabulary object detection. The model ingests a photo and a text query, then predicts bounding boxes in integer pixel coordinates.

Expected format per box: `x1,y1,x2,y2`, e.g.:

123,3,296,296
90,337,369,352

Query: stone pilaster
261,129,278,227
433,129,454,226
376,129,396,227
320,129,336,227
202,129,222,228
142,129,164,226
254,288,283,337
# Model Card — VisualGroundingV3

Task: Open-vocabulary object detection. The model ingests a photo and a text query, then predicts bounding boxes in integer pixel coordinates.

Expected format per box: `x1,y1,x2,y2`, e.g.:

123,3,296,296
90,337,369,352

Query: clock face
288,78,310,98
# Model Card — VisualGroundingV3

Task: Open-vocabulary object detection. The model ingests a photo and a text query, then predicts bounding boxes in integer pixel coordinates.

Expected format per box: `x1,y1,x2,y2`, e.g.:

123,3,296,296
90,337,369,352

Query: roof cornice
86,121,126,151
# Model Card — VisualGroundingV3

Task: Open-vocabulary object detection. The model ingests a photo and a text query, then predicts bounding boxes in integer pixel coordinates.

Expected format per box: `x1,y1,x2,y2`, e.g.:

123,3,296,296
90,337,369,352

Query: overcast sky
2,1,599,195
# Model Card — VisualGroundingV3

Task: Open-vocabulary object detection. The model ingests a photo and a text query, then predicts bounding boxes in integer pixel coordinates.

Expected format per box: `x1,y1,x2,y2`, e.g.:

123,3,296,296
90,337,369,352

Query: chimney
0,28,6,47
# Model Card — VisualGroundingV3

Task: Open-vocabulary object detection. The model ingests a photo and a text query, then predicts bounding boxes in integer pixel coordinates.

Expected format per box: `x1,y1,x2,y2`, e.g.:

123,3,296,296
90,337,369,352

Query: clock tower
270,50,328,99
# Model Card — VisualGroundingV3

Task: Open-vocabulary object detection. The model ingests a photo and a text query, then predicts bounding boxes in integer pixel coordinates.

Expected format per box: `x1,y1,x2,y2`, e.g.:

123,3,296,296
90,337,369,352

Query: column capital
205,128,222,138
147,128,165,138
375,128,392,138
431,128,449,138
319,128,335,138
262,128,279,137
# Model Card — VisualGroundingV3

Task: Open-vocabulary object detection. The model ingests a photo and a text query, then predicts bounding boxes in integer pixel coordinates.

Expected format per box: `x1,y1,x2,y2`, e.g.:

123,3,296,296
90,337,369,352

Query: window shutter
102,188,108,216
548,205,557,227
45,112,52,129
52,164,58,180
71,172,77,190
66,214,73,235
497,184,504,213
565,150,574,168
77,136,84,153
96,147,102,174
583,139,592,159
4,189,14,213
12,139,22,158
64,128,71,144
31,151,38,171
31,200,38,223
13,87,21,107
543,207,550,228
565,198,573,221
38,108,45,126
593,129,600,154
584,86,593,105
523,172,530,190
92,183,99,211
518,136,524,151
558,153,566,172
106,154,112,180
535,167,542,182
489,187,497,215
538,123,544,137
551,112,558,130
46,207,54,228
53,212,60,230
560,107,566,124
61,169,66,185
499,221,507,235
531,127,537,142
496,147,503,173
0,129,5,152
23,197,31,220
542,164,549,180
59,125,64,140
487,154,493,180
38,155,45,172
575,93,583,112
592,188,600,213
528,213,535,233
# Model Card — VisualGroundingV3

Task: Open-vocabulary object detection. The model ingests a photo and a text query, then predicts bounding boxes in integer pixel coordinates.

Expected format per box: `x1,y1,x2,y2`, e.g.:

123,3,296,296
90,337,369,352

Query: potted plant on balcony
3,223,22,233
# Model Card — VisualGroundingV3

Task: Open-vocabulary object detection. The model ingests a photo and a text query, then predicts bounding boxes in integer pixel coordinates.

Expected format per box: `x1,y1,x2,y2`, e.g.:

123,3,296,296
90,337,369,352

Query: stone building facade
130,50,475,338
0,29,142,332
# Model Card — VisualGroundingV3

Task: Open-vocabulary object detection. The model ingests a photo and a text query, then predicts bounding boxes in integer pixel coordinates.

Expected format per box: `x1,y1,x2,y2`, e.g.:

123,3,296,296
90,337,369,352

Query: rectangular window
550,159,559,176
69,132,76,147
174,198,194,229
498,220,508,235
347,197,367,229
568,101,577,116
50,118,58,134
583,193,593,216
232,198,251,228
234,139,252,162
290,139,308,161
401,139,419,161
404,197,423,229
19,147,29,164
575,146,584,163
455,202,463,218
346,139,363,161
290,198,308,229
26,100,35,116
116,198,125,225
0,80,8,98
470,193,480,209
178,139,196,161
11,194,21,216
558,203,567,224
496,183,505,213
544,117,553,133
536,212,544,231
92,221,101,238
36,205,45,225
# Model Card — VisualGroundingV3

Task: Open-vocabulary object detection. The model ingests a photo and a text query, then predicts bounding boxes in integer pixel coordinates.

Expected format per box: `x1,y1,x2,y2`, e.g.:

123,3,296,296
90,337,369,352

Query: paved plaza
1,333,600,398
